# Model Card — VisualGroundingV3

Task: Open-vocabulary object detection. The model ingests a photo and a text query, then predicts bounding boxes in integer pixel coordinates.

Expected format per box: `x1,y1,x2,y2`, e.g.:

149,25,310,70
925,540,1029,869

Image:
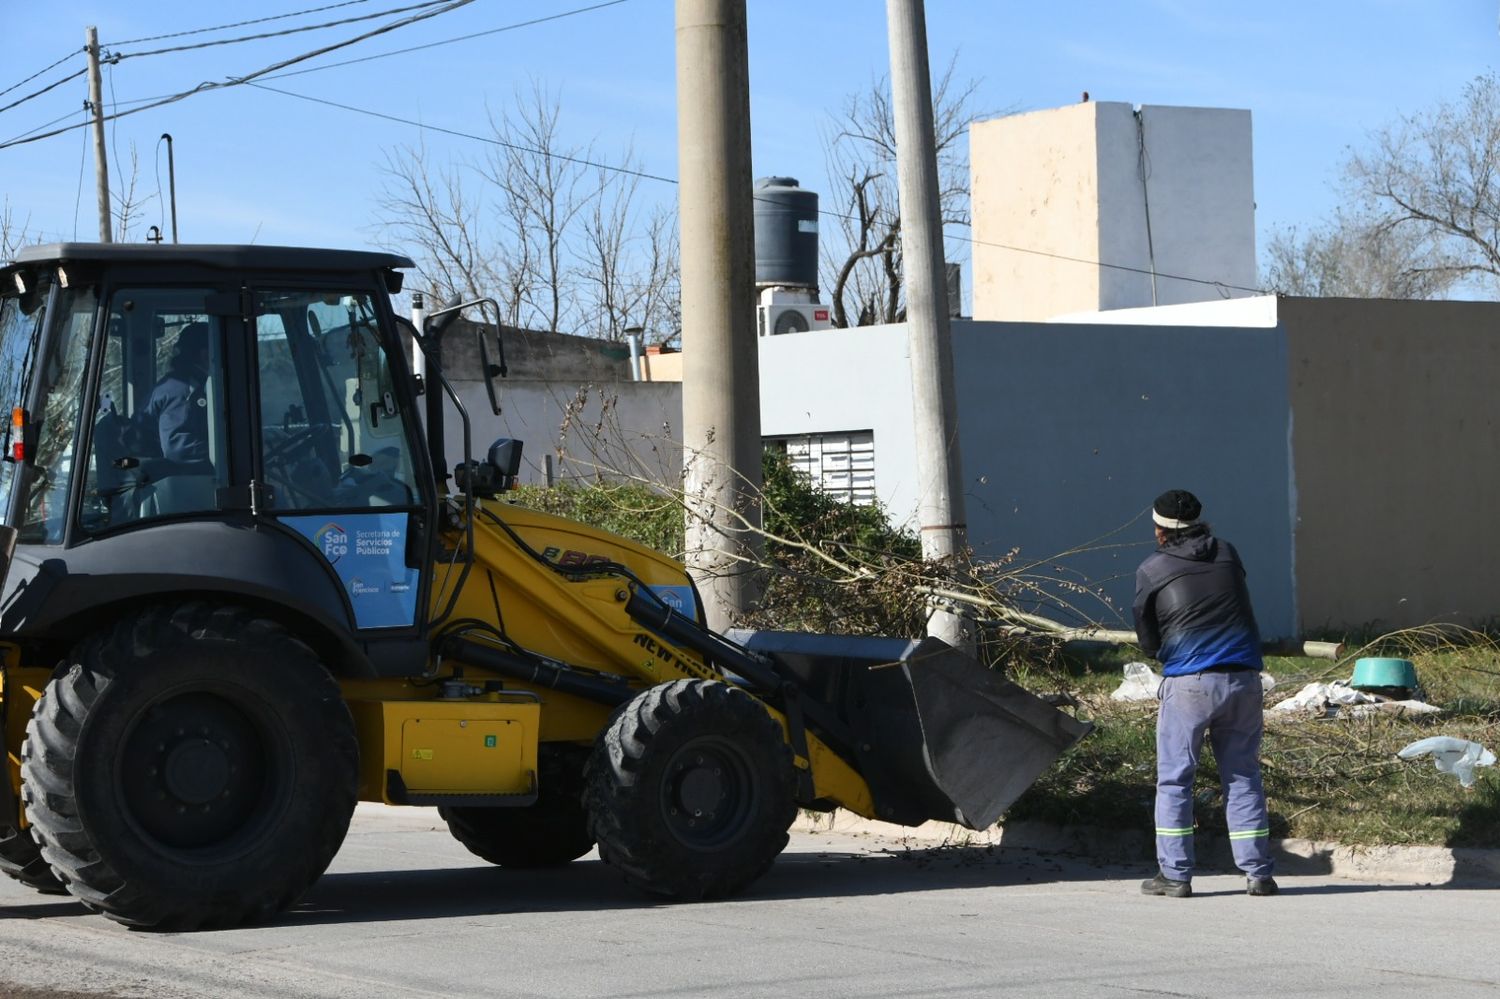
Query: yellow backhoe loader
0,243,1089,929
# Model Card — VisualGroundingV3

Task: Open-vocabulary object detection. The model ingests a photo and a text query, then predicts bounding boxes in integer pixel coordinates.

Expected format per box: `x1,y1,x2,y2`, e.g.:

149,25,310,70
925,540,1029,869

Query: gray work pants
1155,669,1273,881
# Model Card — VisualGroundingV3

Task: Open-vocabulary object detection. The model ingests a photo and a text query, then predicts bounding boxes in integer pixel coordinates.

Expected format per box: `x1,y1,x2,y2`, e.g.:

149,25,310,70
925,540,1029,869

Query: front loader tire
585,680,796,900
20,603,359,929
0,822,65,894
440,747,594,868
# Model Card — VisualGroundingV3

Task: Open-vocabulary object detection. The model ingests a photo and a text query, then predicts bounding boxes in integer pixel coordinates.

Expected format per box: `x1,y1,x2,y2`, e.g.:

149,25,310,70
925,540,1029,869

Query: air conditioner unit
758,303,833,337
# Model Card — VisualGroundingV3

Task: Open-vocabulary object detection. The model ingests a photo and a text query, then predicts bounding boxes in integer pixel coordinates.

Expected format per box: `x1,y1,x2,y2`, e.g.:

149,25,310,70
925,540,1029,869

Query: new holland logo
314,523,348,564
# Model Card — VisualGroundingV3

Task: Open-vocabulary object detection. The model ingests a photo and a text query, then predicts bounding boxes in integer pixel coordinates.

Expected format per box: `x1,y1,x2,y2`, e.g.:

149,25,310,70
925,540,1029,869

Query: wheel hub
661,739,756,849
677,762,725,817
163,739,231,804
120,691,269,850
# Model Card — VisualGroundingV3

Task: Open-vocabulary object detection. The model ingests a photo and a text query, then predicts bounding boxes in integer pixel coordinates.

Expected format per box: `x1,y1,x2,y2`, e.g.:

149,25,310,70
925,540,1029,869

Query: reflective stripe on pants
1155,669,1273,881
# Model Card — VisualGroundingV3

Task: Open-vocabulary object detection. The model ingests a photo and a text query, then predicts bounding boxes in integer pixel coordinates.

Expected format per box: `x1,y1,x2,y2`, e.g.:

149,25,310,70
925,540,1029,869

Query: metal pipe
625,327,644,381
161,133,178,243
409,291,427,382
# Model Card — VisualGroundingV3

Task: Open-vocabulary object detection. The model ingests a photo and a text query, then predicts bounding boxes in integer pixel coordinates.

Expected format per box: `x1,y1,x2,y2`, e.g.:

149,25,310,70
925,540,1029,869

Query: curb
792,812,1500,887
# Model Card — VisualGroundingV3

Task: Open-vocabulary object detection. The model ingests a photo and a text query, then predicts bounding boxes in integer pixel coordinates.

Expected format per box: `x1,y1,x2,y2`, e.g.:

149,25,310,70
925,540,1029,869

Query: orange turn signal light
10,407,25,461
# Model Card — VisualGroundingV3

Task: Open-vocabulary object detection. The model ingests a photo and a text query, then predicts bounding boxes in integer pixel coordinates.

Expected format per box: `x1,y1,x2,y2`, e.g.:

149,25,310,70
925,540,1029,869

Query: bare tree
578,163,681,342
377,138,500,308
1346,72,1500,296
480,82,592,335
1,198,32,259
1262,211,1459,299
819,55,995,327
112,142,152,243
376,83,680,342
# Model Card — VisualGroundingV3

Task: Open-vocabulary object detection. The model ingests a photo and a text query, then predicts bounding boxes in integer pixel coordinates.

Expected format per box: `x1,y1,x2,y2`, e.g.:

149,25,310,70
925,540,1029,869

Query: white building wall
1101,104,1257,309
971,101,1257,321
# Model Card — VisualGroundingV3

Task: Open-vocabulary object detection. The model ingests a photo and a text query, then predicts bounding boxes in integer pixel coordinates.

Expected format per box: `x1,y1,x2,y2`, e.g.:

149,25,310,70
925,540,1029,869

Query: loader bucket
729,630,1092,830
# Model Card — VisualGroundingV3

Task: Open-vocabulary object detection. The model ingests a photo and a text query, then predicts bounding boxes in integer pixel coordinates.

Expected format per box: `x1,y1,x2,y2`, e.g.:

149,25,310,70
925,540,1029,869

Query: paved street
1,804,1495,999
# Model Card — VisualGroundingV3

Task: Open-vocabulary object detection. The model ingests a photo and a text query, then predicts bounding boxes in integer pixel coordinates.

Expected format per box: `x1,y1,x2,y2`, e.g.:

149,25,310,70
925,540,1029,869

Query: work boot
1140,872,1192,897
1247,877,1279,896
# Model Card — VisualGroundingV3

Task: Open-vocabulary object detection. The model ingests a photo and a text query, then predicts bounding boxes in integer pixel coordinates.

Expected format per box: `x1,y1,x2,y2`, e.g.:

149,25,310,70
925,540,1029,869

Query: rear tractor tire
0,821,65,895
584,679,796,900
440,746,595,868
20,603,359,929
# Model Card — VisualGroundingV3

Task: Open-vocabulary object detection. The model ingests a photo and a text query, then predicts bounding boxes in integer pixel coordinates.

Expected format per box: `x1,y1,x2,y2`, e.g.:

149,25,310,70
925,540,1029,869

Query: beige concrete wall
971,101,1255,322
970,103,1102,321
1284,297,1500,630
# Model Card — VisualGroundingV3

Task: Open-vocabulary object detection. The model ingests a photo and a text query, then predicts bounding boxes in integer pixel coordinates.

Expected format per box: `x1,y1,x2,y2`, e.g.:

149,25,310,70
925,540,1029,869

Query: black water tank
753,177,819,289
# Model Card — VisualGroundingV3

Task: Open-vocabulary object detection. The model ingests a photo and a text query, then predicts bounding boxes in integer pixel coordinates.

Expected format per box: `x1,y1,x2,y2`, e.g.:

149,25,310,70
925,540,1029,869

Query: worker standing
1132,489,1278,898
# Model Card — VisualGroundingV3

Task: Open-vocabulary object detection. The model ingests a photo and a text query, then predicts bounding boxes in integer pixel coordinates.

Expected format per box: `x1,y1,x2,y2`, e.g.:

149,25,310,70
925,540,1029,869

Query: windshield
15,284,99,543
0,274,52,526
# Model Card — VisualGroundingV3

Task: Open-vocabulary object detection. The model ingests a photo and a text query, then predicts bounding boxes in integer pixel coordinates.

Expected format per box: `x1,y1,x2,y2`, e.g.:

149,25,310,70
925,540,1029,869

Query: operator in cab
145,322,212,468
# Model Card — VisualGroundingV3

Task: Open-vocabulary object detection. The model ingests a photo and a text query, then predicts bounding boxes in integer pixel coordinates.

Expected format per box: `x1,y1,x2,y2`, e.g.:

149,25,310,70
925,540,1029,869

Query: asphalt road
0,804,1495,999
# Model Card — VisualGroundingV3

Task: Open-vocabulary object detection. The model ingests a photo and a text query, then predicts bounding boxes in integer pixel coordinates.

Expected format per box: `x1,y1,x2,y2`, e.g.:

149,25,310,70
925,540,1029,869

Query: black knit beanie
1152,489,1202,529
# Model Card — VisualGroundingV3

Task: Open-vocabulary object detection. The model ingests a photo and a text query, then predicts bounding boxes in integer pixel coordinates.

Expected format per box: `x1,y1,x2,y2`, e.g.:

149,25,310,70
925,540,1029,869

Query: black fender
0,521,380,677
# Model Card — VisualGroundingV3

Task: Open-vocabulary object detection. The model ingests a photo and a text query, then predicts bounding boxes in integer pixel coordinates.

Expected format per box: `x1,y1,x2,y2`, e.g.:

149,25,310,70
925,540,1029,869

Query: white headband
1153,510,1198,529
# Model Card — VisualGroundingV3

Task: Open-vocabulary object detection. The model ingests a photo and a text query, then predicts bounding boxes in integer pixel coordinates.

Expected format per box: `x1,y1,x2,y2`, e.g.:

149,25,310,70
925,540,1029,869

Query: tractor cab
0,244,446,673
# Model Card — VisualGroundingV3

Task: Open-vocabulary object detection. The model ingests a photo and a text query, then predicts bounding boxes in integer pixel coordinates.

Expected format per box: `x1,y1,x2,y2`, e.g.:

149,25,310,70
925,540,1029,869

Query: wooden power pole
85,26,111,243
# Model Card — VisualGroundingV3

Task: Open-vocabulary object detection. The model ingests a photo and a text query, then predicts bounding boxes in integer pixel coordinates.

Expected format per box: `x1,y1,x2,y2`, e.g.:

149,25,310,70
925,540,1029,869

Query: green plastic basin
1351,657,1417,690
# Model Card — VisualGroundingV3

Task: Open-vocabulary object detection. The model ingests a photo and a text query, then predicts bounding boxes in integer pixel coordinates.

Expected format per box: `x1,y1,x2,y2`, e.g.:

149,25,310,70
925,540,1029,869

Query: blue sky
3,0,1496,282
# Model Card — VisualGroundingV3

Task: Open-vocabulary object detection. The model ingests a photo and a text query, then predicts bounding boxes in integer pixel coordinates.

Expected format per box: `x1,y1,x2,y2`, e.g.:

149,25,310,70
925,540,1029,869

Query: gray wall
759,321,1298,638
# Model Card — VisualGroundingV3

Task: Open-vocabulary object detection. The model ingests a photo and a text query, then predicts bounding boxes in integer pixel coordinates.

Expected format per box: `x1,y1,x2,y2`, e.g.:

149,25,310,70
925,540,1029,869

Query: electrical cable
0,0,478,152
106,0,377,47
247,81,678,184
72,103,88,239
250,81,1266,295
0,49,82,101
112,0,455,61
264,0,634,82
0,67,87,117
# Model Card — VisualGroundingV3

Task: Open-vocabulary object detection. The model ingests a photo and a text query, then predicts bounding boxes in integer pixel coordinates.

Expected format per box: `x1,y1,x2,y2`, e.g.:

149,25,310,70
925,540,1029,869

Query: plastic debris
1270,680,1376,714
1343,700,1442,719
1397,737,1497,788
1111,662,1161,702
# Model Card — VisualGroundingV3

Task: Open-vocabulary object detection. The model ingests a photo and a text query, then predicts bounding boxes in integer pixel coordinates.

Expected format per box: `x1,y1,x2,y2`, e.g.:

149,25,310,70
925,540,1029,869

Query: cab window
78,289,230,534
254,290,416,511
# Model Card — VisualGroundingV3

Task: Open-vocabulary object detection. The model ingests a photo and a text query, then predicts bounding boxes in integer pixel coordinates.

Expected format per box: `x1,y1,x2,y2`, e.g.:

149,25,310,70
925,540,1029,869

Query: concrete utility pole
675,0,763,630
886,0,970,648
85,26,111,244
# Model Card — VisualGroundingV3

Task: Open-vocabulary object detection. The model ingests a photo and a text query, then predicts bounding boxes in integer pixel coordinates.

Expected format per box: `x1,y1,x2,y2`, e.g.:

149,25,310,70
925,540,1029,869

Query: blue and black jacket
1132,532,1262,676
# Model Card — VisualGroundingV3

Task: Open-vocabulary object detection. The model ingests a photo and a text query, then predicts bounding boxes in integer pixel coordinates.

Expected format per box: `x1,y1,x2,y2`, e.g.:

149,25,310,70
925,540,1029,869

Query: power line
264,0,634,81
254,81,1265,295
0,0,478,152
0,49,83,101
247,82,678,184
113,0,454,61
0,68,87,117
106,0,377,47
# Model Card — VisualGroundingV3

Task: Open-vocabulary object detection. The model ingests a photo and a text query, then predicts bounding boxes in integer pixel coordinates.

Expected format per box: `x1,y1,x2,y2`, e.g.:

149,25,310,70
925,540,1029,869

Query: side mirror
477,325,507,417
487,438,522,480
453,438,524,498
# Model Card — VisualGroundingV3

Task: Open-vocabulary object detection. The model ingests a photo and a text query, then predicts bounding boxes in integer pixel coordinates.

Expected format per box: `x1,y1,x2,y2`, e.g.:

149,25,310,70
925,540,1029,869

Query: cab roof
8,243,413,273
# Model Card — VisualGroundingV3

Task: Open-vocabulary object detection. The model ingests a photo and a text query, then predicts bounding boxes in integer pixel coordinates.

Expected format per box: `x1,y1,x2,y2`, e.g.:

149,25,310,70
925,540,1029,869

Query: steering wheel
263,426,321,465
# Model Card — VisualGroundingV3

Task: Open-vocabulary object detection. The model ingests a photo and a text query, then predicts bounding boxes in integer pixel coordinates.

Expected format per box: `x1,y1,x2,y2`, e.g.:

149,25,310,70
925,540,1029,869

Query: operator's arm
1132,565,1162,660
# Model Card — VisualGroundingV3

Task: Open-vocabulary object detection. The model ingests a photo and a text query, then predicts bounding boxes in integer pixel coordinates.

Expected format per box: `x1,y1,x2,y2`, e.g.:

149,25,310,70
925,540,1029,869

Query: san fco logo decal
314,523,349,564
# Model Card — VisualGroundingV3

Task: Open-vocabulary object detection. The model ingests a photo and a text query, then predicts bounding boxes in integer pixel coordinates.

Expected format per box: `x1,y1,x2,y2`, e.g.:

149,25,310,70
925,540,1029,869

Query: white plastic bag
1270,680,1375,714
1397,737,1497,788
1111,661,1161,702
